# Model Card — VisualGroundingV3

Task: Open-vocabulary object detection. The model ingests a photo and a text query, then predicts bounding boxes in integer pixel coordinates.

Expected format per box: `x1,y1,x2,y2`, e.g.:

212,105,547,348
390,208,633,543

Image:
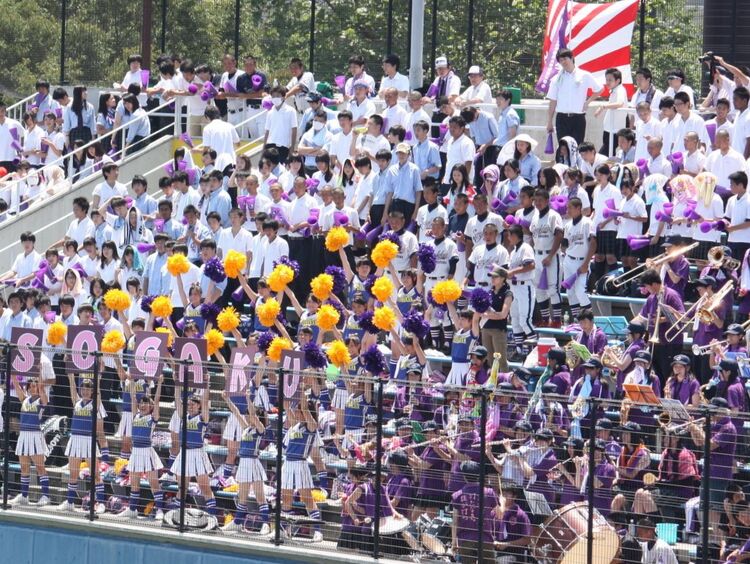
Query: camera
699,51,716,64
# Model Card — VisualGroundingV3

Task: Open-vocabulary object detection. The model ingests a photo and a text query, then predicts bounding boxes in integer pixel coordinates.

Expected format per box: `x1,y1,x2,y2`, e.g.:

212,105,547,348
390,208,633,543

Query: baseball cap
395,142,411,154
353,80,369,90
633,351,652,364
305,91,322,103
671,354,691,366
726,323,745,335
435,56,449,68
467,65,483,76
582,358,603,369
695,276,716,287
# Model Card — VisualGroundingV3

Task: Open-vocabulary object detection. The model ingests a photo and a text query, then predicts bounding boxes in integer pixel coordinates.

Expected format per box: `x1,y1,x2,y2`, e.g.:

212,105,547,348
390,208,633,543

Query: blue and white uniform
171,413,213,477
298,311,320,342
16,395,46,457
342,313,364,342
332,358,359,410
65,398,96,458
343,393,370,447
282,422,320,490
446,328,476,387
395,286,420,316
223,393,249,442
117,379,147,438
128,413,163,473
236,425,267,483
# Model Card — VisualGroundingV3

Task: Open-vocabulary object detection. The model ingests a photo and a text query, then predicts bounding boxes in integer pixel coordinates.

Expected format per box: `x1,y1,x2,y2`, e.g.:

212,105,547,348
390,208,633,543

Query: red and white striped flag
536,0,640,96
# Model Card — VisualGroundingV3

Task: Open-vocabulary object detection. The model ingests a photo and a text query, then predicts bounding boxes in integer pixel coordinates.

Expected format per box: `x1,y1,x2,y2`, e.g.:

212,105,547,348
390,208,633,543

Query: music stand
623,384,661,406
660,398,690,425
525,490,552,517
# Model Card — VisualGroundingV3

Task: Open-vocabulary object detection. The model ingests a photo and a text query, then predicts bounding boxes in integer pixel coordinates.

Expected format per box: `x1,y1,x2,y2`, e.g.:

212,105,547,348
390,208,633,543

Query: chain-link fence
0,0,713,100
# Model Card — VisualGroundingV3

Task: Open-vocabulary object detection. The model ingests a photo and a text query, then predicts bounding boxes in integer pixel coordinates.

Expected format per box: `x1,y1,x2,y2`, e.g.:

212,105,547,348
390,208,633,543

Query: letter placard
226,345,257,395
280,349,307,407
66,325,102,373
174,337,207,388
10,327,43,380
130,331,168,381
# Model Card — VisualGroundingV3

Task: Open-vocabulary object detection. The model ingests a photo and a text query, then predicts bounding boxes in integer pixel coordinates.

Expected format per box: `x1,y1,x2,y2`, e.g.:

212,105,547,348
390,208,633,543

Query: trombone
663,295,707,342
697,280,735,324
610,242,699,288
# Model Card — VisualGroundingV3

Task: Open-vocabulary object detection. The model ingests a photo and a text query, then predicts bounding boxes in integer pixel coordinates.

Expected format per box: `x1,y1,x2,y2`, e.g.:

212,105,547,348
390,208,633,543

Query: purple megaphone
636,158,650,178
455,232,465,252
334,211,349,226
715,185,732,198
685,208,702,222
627,235,650,251
54,108,62,119
140,70,150,88
491,198,506,212
544,132,554,155
668,152,684,175
320,97,334,106
538,268,549,290
426,84,438,97
163,162,175,176
365,224,385,248
154,218,165,233
175,318,185,332
699,220,725,233
1,279,16,286
404,131,413,141
662,202,674,213
232,285,245,302
603,207,623,219
519,218,531,229
200,90,211,102
137,242,156,253
44,311,56,323
251,74,263,91
177,159,187,171
245,195,256,211
31,277,48,292
71,263,88,280
604,198,617,211
706,122,717,145
270,205,290,227
505,214,517,225
334,75,346,89
9,128,22,152
124,196,134,208
438,123,449,136
222,81,237,93
261,97,273,110
502,190,518,205
561,272,579,290
236,195,249,209
180,132,194,148
305,177,320,195
187,83,199,94
655,210,673,224
203,81,218,99
186,168,198,185
181,216,189,225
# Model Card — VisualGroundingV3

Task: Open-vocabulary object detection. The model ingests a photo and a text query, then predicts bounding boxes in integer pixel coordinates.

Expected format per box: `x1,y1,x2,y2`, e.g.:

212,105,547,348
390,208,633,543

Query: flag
536,0,640,96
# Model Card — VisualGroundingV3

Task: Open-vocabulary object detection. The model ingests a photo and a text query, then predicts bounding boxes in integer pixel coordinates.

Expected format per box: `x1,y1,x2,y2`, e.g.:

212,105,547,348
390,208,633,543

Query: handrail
5,93,38,122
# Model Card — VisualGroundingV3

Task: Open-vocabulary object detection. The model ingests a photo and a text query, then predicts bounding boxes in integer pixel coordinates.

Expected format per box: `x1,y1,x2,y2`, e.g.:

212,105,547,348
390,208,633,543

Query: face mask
271,97,283,107
312,121,324,132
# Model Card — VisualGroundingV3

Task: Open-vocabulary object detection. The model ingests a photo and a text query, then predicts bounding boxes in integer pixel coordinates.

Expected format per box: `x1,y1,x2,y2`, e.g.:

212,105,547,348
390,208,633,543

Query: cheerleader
285,287,321,342
282,398,324,542
115,360,148,462
335,371,372,457
221,390,270,535
171,376,216,518
11,376,50,507
391,266,420,317
338,248,373,304
57,375,106,513
444,301,479,387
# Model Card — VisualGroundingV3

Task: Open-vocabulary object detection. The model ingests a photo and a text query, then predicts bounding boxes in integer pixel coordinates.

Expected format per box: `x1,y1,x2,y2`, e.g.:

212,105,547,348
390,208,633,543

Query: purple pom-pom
203,256,226,283
303,342,328,369
200,302,221,323
362,345,387,376
427,290,447,311
363,274,377,295
470,288,492,313
357,311,379,335
257,331,275,354
325,266,347,295
417,243,437,274
272,256,300,278
402,310,430,339
140,295,156,314
378,230,401,249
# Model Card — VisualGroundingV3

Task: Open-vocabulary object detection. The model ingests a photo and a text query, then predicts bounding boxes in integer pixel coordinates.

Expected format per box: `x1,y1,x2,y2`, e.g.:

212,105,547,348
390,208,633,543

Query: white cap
467,65,483,75
435,56,449,68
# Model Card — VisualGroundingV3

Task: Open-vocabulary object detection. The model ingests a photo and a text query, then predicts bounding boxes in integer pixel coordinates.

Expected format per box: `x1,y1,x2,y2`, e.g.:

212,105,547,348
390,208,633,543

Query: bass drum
531,502,619,564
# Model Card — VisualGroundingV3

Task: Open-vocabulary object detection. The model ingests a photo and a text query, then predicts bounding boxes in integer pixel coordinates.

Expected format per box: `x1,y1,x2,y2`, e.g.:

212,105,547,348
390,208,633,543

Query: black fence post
60,0,67,84
372,376,385,559
477,389,488,564
586,399,597,564
88,352,100,522
309,0,316,73
178,359,189,532
160,0,167,53
2,344,11,509
467,0,475,68
701,410,712,564
638,0,646,70
234,0,241,61
386,0,393,57
273,366,285,545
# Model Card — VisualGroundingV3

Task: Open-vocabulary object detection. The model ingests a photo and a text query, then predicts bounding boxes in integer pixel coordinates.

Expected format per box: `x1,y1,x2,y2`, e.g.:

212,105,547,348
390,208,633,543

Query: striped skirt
281,459,314,491
128,446,164,474
237,457,267,483
65,434,97,459
16,430,47,457
171,448,213,477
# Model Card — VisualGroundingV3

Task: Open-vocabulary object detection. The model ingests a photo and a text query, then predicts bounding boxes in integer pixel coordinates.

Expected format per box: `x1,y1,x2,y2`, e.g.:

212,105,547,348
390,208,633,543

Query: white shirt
288,193,318,237
286,71,316,113
459,82,493,105
169,261,201,308
23,126,44,166
42,130,66,166
469,243,510,286
121,69,148,106
353,169,376,220
404,109,431,144
11,250,42,278
264,103,298,147
705,148,749,189
530,208,563,251
465,212,503,246
217,227,253,264
320,205,360,246
392,230,419,273
248,233,265,278
640,539,678,564
648,154,673,178
684,149,706,175
508,242,535,281
693,193,724,243
616,194,647,239
174,75,209,116
732,107,750,155
634,119,663,162
671,111,710,153
415,203,449,243
726,192,750,243
220,70,245,111
427,237,458,279
591,183,621,231
65,216,95,247
442,134,475,183
203,118,239,161
355,133,390,166
602,84,628,133
258,236,289,277
379,72,410,95
547,67,601,114
659,118,678,158
344,72,376,97
0,118,24,162
173,187,202,221
577,153,608,180
564,217,593,258
347,98,376,124
630,86,664,122
326,130,355,170
429,73,461,98
267,198,293,236
383,104,408,131
664,84,696,107
93,180,127,206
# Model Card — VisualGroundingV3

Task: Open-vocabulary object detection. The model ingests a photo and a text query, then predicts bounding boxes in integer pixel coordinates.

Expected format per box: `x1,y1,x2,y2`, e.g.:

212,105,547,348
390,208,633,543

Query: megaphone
627,235,650,251
654,209,673,223
699,220,726,233
636,158,650,178
603,207,623,219
604,198,617,210
538,268,549,290
561,272,579,290
667,152,684,175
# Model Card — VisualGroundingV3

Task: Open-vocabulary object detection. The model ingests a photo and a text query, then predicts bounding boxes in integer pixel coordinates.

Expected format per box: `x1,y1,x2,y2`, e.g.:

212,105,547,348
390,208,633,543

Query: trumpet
610,242,699,288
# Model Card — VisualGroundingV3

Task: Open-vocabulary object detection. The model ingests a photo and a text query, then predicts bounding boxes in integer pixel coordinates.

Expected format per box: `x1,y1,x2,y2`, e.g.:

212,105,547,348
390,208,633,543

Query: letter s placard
10,327,43,380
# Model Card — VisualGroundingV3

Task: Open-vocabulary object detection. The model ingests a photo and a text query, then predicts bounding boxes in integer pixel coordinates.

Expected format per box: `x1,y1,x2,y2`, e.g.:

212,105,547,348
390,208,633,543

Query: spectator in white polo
0,231,42,286
731,87,750,158
348,81,376,127
670,91,710,153
218,54,246,131
442,115,474,193
457,66,493,107
264,86,298,163
629,67,663,123
594,68,628,157
203,106,240,171
166,60,210,137
285,57,316,114
343,55,376,102
382,87,408,132
404,92,431,146
378,54,410,98
663,68,696,107
705,129,748,190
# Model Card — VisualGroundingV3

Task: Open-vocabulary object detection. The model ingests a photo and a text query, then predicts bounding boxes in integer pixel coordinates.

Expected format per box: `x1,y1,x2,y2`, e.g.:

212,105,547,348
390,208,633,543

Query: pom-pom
200,302,221,324
156,327,173,348
103,289,131,312
417,243,437,274
357,310,379,334
205,329,225,356
141,295,156,314
402,310,430,339
363,274,377,295
432,280,462,305
256,298,281,328
167,253,191,276
223,250,247,278
327,298,347,322
47,321,67,346
217,306,240,332
303,342,328,369
203,256,226,283
371,240,399,268
151,296,173,318
362,345,387,376
371,276,394,303
324,266,346,295
257,331,274,354
267,337,292,362
310,273,334,301
378,230,401,247
470,287,492,313
273,256,300,278
316,304,340,331
325,226,349,252
326,340,351,368
373,306,397,331
267,264,295,293
101,330,126,353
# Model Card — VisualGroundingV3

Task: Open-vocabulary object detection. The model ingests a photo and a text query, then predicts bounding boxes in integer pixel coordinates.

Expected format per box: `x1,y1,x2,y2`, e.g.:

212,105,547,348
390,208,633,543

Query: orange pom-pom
47,321,67,346
268,337,292,362
257,298,281,328
432,280,462,305
166,253,191,276
217,306,240,332
101,330,126,353
371,240,399,268
267,264,295,293
223,250,247,278
156,327,173,348
326,340,351,368
373,306,397,331
316,304,340,331
325,226,349,252
103,289,131,312
151,296,173,318
310,273,334,301
205,329,225,356
371,276,394,303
